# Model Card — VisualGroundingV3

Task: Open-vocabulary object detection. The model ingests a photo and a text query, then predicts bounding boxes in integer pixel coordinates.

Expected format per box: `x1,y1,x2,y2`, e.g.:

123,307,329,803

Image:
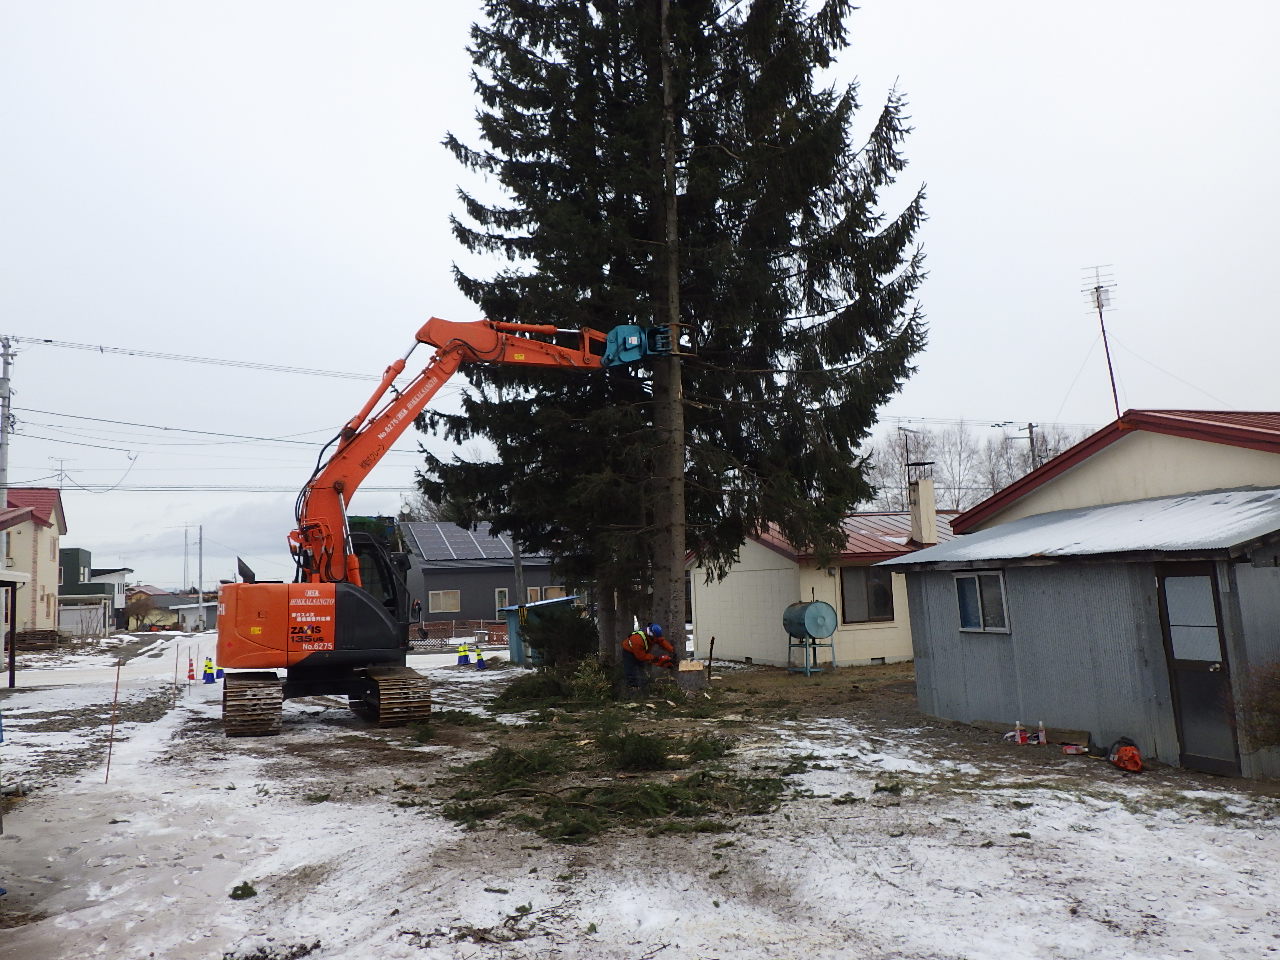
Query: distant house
126,592,185,630
127,584,168,599
90,566,134,629
885,410,1280,779
689,479,955,667
6,488,67,635
398,522,566,623
57,548,119,637
164,597,218,632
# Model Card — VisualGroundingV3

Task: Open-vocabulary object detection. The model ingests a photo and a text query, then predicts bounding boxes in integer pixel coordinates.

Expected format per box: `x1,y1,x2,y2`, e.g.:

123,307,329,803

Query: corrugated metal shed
884,487,1280,567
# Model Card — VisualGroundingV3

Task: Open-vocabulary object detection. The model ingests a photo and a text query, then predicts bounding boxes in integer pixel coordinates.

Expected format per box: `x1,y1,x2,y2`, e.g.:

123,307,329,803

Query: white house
689,479,955,667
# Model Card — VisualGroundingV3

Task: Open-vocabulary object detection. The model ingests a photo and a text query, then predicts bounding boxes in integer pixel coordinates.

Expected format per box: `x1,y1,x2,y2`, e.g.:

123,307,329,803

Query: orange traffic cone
187,658,196,681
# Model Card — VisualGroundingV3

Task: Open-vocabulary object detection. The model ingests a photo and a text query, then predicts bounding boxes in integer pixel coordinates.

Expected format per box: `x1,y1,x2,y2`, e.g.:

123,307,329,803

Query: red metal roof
7,488,63,528
953,410,1280,534
755,511,957,564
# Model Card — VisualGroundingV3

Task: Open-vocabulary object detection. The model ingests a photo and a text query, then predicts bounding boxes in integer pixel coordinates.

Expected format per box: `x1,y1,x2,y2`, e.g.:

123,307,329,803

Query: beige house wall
6,519,59,632
796,565,915,664
690,540,916,666
690,539,799,665
977,431,1280,531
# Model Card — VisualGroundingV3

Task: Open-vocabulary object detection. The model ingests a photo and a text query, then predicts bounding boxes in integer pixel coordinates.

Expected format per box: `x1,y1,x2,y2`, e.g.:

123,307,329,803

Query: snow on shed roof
882,487,1280,568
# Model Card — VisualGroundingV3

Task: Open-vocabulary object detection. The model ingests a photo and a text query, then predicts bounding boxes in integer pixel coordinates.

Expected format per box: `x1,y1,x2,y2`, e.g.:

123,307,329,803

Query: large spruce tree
418,0,926,648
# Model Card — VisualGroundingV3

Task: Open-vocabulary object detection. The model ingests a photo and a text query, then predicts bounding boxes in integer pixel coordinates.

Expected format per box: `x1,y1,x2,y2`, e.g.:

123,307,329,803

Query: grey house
399,522,567,623
884,410,1280,779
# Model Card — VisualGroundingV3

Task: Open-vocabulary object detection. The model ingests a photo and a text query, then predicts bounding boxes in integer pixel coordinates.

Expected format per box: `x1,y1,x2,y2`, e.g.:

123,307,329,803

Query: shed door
1156,563,1240,776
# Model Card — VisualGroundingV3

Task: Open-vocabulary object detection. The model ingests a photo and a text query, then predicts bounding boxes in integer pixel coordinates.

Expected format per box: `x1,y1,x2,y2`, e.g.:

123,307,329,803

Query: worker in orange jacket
621,623,675,691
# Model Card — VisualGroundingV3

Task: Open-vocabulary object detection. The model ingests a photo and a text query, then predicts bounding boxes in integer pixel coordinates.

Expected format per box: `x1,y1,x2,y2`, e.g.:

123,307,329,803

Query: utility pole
198,524,204,628
1022,423,1040,469
652,0,687,659
1,338,13,689
0,339,10,553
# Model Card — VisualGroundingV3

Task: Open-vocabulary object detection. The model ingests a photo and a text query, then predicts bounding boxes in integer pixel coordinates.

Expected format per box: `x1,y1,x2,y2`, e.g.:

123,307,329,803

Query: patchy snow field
2,634,1279,960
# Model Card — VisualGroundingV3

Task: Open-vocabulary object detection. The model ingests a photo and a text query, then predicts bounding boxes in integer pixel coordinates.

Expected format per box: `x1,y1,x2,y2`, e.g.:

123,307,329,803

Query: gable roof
0,506,35,533
8,488,66,532
399,521,551,567
953,410,1280,534
885,487,1280,569
754,512,958,565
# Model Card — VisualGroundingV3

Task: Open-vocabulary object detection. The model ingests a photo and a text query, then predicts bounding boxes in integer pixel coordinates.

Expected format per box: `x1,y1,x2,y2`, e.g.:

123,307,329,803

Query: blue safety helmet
648,623,663,637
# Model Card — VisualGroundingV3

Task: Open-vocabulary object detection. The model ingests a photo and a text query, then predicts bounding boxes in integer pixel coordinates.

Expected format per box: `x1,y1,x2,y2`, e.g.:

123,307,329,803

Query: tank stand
787,636,836,676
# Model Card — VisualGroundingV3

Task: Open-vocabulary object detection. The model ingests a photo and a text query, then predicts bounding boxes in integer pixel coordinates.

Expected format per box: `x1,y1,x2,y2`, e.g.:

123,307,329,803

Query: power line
6,334,387,381
15,406,429,454
27,484,415,493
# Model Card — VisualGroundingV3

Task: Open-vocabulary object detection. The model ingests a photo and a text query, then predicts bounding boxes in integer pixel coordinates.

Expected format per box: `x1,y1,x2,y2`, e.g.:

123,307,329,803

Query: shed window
840,566,894,623
955,573,1009,632
428,590,460,614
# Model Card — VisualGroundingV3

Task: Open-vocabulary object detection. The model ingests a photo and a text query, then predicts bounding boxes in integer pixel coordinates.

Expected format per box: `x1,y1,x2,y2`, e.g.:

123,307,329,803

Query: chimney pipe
909,476,938,545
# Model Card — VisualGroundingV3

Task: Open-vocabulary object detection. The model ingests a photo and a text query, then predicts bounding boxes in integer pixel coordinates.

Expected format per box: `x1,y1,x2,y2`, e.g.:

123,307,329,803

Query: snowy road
1,634,1278,960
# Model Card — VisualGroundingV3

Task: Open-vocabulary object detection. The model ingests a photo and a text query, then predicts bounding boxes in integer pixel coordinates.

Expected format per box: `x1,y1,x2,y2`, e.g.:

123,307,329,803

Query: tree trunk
597,585,618,663
652,0,687,660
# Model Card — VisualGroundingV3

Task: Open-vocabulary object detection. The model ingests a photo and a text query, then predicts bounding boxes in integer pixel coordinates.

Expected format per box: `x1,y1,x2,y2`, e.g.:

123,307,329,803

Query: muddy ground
2,655,1279,959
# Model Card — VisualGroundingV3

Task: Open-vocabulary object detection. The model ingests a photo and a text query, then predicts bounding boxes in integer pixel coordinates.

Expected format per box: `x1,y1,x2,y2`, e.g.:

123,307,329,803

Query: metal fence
408,620,509,652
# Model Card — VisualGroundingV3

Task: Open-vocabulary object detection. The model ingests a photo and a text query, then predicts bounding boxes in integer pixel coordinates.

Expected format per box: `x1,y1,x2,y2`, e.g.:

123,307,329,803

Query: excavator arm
291,317,608,585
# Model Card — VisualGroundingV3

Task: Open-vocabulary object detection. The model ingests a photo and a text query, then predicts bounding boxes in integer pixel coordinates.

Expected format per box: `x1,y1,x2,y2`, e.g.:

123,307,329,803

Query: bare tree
124,594,156,630
864,422,1090,511
933,421,983,511
398,489,445,523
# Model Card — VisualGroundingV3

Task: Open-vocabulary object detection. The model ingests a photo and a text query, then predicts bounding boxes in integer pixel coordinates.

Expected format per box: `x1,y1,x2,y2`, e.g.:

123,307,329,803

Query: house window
428,590,460,613
840,566,894,623
542,585,566,601
955,572,1010,632
527,587,541,603
495,587,509,617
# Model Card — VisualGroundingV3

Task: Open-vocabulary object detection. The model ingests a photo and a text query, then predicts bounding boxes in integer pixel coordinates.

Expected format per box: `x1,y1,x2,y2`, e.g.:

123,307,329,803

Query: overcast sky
2,1,1277,589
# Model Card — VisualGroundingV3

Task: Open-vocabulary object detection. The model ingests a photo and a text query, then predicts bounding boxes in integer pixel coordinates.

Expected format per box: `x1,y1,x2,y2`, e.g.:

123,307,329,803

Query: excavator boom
216,313,642,737
291,317,607,585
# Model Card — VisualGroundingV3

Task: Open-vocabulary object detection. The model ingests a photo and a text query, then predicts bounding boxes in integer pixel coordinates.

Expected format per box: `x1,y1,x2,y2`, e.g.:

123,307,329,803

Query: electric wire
15,407,428,454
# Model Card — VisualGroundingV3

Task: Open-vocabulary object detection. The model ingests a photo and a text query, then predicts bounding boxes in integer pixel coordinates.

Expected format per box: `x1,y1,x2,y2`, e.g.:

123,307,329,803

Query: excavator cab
352,532,408,621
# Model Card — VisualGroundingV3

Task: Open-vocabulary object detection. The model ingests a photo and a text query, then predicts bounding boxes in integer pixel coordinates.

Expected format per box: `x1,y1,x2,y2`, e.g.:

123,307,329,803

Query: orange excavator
215,316,646,735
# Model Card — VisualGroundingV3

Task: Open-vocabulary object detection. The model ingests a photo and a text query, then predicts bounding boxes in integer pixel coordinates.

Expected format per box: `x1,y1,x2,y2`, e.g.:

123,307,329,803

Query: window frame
839,565,895,624
954,571,1011,634
494,587,509,618
428,589,461,614
526,586,541,604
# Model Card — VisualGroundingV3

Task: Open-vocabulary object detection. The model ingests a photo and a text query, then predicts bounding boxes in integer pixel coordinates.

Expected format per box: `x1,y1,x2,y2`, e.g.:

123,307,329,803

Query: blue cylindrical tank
783,600,837,640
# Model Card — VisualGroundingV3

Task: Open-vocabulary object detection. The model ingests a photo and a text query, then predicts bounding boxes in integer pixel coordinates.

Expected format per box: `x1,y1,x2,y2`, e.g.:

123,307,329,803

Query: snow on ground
1,641,1279,960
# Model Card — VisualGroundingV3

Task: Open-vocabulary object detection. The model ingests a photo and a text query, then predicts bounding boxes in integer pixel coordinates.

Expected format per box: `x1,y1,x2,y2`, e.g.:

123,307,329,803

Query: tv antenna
1082,265,1121,420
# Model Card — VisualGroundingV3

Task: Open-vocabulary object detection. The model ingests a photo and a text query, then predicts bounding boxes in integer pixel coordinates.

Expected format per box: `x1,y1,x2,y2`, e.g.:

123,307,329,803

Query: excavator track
223,672,284,737
352,666,432,727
